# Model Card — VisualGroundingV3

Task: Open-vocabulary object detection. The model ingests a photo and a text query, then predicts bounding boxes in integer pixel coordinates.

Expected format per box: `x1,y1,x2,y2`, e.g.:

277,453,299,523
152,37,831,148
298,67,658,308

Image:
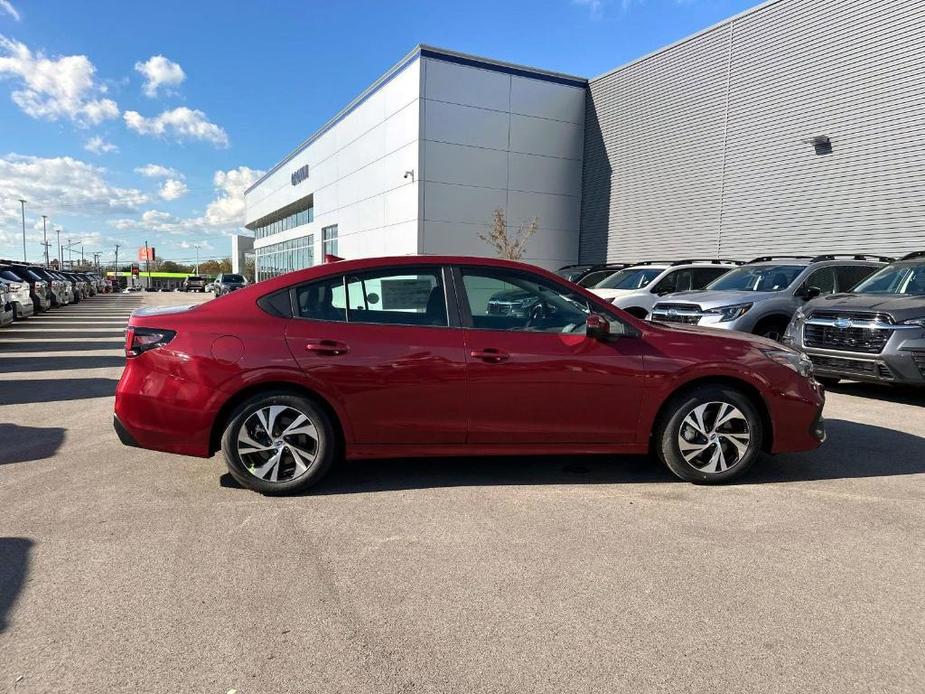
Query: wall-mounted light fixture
803,134,832,155
403,169,415,182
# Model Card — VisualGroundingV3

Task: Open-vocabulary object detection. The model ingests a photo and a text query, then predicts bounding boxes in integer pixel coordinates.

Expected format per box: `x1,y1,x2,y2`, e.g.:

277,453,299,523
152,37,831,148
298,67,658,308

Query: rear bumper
113,415,140,448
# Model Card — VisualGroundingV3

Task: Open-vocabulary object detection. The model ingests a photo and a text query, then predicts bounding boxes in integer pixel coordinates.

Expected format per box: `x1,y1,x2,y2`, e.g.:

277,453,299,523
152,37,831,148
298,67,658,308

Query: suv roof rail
669,258,744,266
809,253,894,263
900,250,925,261
747,255,813,263
629,260,674,266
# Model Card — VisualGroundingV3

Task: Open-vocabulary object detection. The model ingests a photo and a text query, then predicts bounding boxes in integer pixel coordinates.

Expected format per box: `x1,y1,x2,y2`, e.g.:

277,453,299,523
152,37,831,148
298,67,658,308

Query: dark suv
183,275,207,292
213,273,247,296
785,251,925,386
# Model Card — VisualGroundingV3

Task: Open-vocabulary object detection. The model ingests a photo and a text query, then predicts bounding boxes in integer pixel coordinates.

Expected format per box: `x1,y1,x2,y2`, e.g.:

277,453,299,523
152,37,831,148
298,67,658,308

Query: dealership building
245,0,925,280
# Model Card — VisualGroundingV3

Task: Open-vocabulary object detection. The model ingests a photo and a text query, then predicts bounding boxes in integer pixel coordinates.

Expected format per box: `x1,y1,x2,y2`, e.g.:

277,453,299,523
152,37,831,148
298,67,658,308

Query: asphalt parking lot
1,292,923,694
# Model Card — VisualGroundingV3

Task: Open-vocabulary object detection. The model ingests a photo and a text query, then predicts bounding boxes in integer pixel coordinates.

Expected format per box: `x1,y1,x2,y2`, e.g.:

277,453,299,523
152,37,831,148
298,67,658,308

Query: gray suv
783,251,925,386
651,255,887,340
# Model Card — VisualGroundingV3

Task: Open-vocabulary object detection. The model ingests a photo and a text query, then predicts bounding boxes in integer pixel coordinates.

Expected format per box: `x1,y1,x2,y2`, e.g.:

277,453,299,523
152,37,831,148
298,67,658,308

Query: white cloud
134,163,182,178
204,166,262,227
0,1,20,21
84,135,118,154
0,154,147,229
158,178,188,200
178,239,212,251
0,35,119,125
573,0,605,18
134,55,185,97
124,106,228,147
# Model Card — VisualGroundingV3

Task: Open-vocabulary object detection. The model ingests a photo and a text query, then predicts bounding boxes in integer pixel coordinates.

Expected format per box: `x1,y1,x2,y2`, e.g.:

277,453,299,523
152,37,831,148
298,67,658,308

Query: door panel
458,267,647,444
286,267,468,445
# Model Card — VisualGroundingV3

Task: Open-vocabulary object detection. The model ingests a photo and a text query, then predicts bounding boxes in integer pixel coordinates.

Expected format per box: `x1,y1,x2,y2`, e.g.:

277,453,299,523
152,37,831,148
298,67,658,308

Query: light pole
18,198,27,261
41,215,49,267
56,229,62,270
194,244,201,274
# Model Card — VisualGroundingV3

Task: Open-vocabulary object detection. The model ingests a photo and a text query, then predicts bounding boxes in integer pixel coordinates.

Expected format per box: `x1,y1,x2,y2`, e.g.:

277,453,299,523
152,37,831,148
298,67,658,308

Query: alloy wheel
237,405,319,483
677,401,751,474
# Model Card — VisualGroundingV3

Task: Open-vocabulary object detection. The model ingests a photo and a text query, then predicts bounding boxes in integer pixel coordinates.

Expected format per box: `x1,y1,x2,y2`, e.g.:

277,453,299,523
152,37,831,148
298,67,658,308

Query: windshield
187,276,203,281
595,267,663,290
852,263,925,295
223,274,245,283
0,270,20,282
707,265,804,292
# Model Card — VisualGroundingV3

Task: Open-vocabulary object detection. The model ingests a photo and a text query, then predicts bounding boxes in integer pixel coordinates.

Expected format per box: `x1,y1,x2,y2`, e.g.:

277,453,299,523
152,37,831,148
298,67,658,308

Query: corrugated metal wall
580,0,925,263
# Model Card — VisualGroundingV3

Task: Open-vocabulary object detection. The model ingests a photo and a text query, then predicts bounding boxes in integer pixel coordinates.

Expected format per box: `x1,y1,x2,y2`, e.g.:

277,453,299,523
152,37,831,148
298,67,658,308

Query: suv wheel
656,385,763,484
754,318,789,342
221,393,336,494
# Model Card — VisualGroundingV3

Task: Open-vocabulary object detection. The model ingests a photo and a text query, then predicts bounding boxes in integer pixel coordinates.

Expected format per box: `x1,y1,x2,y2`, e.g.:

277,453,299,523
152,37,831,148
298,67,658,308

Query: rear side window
836,265,879,292
802,267,837,295
692,267,731,288
653,268,693,294
295,276,348,322
344,267,447,327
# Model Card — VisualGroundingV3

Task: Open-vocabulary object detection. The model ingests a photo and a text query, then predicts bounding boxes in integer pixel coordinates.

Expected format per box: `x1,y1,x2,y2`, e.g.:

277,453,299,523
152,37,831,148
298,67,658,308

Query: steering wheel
526,301,547,328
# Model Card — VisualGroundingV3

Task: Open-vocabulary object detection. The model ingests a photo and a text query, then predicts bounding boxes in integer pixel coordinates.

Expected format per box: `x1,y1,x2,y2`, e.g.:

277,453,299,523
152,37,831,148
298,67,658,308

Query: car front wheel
221,393,337,494
656,385,763,484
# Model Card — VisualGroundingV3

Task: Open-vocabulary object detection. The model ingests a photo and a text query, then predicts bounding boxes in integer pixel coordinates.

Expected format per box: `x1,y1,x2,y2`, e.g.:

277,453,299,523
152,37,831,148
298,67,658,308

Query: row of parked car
0,261,111,326
556,251,925,387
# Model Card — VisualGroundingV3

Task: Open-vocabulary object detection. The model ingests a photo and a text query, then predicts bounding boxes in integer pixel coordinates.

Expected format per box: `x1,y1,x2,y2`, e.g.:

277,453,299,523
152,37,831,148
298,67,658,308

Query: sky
0,0,759,266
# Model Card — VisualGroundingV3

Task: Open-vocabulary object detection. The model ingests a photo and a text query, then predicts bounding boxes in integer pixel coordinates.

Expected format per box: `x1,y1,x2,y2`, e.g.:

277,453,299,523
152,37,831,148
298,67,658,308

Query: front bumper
0,305,13,327
13,300,34,319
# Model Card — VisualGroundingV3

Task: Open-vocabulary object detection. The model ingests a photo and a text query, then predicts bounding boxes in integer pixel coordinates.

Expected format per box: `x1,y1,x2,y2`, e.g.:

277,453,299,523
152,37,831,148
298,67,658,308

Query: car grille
651,303,702,324
810,355,893,380
804,310,894,354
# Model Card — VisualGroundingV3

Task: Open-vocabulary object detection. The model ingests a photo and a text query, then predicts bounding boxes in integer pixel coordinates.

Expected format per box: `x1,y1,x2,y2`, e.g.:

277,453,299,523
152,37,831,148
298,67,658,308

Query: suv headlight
901,317,925,328
783,309,806,345
704,302,753,322
763,348,814,378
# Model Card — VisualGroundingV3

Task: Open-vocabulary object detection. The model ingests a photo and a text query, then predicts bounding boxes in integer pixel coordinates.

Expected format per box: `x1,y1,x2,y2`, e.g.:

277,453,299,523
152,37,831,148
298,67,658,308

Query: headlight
782,309,806,344
902,317,925,328
763,348,814,378
704,302,753,322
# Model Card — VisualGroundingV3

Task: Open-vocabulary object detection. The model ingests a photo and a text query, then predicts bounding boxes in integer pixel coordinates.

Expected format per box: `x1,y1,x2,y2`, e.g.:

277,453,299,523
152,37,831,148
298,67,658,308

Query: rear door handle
470,348,509,363
305,339,350,356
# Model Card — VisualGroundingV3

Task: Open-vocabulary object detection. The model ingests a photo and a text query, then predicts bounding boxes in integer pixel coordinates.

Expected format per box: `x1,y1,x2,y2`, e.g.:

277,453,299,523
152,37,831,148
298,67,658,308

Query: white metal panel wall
421,57,586,269
581,0,925,263
246,59,422,263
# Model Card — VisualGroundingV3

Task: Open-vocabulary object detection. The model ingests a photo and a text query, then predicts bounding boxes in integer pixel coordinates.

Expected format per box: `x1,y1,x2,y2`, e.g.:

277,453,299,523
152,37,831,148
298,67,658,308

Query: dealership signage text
291,165,310,186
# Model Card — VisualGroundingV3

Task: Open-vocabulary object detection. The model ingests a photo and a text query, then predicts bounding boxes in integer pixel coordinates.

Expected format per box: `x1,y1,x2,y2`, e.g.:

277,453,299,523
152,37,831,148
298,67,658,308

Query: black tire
815,376,840,388
655,385,763,484
754,318,789,342
221,392,337,495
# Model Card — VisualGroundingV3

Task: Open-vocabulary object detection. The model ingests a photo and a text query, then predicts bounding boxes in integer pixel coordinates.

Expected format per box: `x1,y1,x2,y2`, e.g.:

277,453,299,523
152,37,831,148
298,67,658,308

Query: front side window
594,267,664,290
461,268,591,334
852,262,925,295
801,267,836,295
707,265,804,292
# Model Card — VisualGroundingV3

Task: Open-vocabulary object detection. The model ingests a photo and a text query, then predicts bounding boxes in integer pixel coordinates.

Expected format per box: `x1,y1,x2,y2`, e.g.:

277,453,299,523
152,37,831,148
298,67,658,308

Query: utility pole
56,229,62,270
80,245,84,268
41,215,49,267
194,244,201,275
114,244,120,290
18,198,27,261
144,240,151,290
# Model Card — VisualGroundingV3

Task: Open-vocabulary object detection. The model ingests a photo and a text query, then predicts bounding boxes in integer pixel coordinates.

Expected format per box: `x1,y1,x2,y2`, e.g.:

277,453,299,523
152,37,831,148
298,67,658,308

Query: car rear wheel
221,393,336,494
656,385,763,484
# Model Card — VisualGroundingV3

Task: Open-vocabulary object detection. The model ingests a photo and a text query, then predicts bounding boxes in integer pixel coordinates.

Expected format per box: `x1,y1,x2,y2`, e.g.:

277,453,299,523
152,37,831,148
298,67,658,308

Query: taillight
125,326,176,357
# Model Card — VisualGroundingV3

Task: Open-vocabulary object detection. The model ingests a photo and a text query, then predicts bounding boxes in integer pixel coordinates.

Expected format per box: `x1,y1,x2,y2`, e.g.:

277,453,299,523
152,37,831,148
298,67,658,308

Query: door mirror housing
586,313,611,340
799,285,822,300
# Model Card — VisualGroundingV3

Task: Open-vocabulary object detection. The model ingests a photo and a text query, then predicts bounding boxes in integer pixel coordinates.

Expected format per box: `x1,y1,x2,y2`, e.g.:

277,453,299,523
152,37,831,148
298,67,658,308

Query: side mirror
799,285,822,300
586,313,611,340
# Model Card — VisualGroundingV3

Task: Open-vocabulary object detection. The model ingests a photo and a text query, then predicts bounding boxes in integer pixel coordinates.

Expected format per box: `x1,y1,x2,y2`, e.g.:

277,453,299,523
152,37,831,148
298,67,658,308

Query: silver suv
784,251,925,386
651,255,888,340
589,259,741,319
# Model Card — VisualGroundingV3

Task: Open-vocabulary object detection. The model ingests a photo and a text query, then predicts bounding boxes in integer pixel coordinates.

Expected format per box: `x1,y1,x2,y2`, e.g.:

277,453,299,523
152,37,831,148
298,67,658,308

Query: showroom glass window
323,225,338,258
460,268,590,333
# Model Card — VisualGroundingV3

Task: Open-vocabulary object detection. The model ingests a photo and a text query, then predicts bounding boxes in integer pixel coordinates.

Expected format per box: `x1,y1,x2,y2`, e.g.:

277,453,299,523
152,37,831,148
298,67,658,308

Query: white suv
589,259,741,319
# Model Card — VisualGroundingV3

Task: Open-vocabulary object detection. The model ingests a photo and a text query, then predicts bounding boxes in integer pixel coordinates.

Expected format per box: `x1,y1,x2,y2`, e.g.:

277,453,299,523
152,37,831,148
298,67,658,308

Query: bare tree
479,208,539,261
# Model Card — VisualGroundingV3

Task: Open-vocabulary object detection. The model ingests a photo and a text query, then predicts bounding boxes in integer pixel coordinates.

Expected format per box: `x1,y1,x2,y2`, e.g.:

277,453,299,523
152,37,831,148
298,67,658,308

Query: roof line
245,45,587,195
590,0,785,83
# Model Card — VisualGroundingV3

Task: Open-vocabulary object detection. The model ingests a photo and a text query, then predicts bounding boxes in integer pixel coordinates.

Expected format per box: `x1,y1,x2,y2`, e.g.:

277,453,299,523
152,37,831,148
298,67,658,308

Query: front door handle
470,348,509,363
305,339,350,356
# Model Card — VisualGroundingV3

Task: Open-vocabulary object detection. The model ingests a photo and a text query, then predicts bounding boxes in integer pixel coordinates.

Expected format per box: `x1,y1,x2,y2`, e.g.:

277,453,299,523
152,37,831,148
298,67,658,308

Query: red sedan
114,256,825,493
